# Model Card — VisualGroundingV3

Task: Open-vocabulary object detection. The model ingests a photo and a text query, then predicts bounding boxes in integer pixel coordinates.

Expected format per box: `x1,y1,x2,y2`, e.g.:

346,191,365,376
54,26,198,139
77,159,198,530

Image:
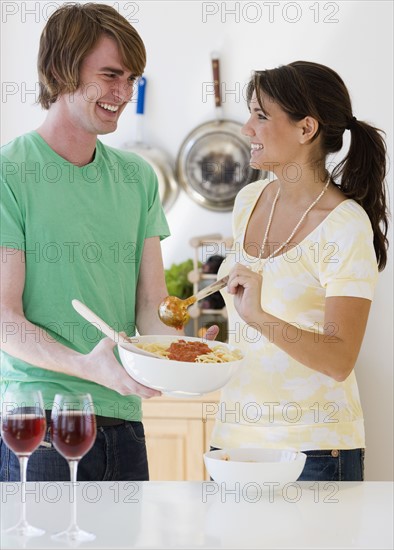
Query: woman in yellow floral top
211,61,389,481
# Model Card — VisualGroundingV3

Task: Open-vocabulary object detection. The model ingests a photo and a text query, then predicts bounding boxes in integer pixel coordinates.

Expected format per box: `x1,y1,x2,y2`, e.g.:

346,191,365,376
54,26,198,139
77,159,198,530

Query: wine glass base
51,527,96,543
3,521,45,537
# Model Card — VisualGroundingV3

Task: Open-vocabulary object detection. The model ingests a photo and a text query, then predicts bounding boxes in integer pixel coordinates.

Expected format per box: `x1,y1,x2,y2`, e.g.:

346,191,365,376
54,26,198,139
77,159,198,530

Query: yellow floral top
211,179,378,451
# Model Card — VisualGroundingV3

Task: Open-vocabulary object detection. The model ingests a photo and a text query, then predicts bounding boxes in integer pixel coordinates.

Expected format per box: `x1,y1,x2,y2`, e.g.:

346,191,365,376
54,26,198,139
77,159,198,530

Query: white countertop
1,481,392,549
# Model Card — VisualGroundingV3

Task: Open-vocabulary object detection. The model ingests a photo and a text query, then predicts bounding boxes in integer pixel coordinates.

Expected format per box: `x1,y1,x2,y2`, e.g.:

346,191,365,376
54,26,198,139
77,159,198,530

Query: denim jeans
297,449,365,481
210,447,365,482
0,421,149,482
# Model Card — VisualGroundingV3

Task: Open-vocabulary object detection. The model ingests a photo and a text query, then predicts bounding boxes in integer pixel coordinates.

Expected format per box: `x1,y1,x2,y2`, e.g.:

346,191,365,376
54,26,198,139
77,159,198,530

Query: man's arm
136,237,220,340
135,237,180,336
0,247,159,397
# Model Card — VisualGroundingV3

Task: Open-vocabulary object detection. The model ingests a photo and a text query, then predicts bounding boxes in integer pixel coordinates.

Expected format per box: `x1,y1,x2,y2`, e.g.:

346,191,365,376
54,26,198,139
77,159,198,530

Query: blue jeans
0,421,149,482
210,447,364,481
297,449,364,481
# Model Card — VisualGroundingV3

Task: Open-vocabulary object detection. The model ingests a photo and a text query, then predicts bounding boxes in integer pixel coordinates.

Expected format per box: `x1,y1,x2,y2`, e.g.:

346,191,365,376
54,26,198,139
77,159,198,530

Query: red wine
1,414,46,455
51,411,96,459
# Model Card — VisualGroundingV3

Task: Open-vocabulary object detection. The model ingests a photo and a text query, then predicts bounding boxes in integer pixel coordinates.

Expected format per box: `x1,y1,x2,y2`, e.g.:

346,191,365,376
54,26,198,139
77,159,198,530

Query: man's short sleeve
144,165,170,241
0,177,25,250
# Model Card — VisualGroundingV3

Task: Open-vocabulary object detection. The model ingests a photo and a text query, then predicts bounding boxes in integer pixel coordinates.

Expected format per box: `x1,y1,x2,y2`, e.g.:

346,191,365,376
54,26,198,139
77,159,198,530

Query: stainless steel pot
124,77,179,213
177,56,265,211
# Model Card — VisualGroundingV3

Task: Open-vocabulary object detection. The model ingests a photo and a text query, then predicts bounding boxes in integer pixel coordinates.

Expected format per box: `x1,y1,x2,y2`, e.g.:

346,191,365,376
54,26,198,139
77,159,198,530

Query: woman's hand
227,263,263,324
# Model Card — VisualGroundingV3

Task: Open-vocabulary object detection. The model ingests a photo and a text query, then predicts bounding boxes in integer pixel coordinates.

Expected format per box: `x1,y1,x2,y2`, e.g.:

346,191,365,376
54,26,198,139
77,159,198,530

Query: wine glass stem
19,455,28,527
68,460,79,530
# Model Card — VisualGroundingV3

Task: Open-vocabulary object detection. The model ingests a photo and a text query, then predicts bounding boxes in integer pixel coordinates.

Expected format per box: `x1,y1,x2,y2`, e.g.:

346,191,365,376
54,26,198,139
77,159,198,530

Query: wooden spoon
158,275,229,330
71,299,161,359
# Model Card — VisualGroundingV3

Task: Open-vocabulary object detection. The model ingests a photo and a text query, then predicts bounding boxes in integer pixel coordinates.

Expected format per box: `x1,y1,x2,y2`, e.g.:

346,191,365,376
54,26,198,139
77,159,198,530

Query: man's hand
80,337,161,398
204,325,220,341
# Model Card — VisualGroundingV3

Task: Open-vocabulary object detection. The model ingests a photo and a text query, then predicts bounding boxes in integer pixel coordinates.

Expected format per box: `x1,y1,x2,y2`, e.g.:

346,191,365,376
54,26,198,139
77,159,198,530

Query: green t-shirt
0,131,170,420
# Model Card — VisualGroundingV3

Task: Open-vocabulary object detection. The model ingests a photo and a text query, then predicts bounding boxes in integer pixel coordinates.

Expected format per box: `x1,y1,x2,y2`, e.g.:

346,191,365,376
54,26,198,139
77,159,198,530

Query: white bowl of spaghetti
118,335,244,397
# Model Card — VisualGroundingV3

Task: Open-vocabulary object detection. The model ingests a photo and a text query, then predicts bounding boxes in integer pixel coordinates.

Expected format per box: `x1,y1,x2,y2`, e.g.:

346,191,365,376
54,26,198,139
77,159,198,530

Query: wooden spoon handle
72,299,127,344
194,276,229,302
72,300,165,358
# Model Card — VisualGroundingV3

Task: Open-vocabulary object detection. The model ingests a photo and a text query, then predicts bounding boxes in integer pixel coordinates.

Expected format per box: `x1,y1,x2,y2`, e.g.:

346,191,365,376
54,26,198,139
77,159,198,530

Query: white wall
1,1,393,480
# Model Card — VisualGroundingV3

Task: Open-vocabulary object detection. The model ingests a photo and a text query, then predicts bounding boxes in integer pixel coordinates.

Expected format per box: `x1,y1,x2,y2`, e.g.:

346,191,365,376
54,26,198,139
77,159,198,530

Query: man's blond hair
38,3,146,109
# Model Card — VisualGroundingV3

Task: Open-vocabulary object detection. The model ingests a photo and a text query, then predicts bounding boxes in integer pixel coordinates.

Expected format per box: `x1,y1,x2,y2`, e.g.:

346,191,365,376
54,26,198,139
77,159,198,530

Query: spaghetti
134,339,242,363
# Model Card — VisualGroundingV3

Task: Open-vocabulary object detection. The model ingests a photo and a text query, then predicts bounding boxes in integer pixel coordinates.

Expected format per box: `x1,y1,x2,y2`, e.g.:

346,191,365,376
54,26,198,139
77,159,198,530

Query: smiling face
57,34,137,137
242,91,304,173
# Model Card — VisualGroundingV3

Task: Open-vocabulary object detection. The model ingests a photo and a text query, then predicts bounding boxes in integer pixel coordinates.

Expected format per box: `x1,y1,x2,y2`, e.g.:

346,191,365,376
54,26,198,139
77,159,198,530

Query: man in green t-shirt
0,3,217,482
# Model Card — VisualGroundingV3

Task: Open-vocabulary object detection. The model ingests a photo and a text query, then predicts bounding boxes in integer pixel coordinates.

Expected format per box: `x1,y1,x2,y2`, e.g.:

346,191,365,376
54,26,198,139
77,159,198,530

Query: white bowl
118,335,244,397
204,448,307,486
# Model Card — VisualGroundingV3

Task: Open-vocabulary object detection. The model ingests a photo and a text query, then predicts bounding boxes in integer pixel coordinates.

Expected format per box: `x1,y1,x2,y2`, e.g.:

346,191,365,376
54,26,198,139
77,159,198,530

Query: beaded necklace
259,177,331,263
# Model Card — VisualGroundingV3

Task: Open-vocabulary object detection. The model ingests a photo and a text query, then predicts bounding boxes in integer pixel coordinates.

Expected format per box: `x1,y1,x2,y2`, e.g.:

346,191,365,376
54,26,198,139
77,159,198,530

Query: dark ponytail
331,119,388,270
247,61,389,271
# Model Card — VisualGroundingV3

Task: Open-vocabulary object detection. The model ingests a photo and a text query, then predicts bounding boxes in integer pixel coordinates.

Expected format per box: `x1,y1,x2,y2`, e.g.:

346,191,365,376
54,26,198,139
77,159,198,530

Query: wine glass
0,389,46,537
50,393,97,542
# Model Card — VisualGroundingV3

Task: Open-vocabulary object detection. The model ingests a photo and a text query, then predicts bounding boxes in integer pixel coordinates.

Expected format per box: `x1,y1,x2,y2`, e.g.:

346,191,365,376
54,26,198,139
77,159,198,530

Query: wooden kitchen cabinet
142,392,219,481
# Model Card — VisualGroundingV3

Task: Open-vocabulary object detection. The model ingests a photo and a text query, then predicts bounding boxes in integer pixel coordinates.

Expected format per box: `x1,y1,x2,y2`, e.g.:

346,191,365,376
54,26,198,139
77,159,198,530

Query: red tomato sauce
167,340,211,362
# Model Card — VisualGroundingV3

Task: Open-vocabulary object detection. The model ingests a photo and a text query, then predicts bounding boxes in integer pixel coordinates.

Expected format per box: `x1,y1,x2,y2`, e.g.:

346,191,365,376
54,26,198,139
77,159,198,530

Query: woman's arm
227,263,371,381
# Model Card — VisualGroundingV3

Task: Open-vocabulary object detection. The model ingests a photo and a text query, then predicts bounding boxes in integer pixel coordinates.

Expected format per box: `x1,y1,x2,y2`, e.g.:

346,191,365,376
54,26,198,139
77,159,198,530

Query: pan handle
136,76,146,143
211,55,221,108
137,76,147,115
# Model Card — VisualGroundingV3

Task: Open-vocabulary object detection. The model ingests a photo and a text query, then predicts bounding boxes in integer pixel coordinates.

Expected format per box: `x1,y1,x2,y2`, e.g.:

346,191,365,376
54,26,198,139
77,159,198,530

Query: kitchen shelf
188,233,232,338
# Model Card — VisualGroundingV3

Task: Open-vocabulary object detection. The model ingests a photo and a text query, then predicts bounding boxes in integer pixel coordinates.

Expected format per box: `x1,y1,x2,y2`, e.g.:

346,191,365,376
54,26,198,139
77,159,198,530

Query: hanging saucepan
124,76,179,213
176,55,265,211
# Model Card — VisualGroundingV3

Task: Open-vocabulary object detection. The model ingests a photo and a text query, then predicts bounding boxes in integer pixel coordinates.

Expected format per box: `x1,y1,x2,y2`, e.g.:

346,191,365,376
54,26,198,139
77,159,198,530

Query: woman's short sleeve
318,201,378,300
232,179,270,239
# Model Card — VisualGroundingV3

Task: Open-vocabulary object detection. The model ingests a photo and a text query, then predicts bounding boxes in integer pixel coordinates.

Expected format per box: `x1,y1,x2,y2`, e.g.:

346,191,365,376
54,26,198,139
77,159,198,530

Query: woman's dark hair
247,61,389,271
